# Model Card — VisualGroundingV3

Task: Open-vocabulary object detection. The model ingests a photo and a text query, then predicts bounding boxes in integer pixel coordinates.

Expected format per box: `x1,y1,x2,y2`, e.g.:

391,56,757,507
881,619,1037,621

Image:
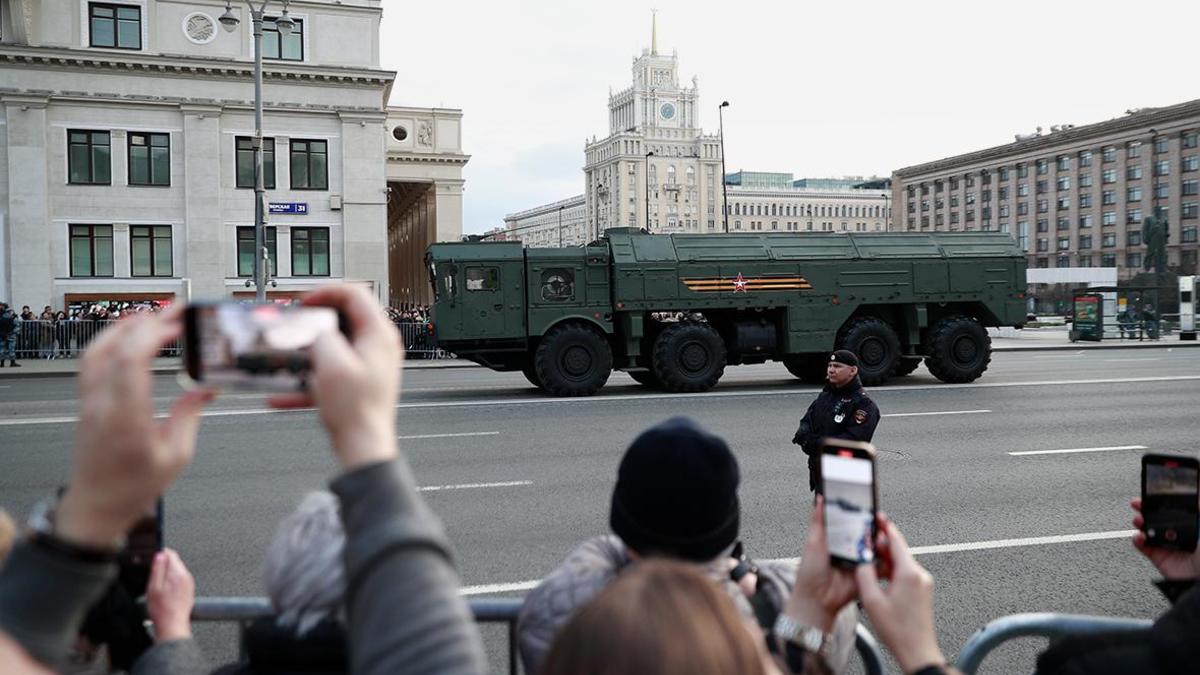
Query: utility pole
645,150,655,231
718,101,730,233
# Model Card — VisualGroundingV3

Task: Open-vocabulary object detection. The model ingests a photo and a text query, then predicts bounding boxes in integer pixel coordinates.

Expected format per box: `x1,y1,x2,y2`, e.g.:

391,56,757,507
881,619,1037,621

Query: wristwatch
27,492,123,564
773,613,832,660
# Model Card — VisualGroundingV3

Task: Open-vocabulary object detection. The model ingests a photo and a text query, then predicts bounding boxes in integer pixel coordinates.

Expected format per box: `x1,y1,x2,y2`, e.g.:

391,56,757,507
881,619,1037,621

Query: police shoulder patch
854,409,868,424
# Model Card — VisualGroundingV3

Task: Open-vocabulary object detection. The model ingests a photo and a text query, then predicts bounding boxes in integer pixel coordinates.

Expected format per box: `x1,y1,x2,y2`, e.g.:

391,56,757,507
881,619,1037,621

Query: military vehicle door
460,261,526,339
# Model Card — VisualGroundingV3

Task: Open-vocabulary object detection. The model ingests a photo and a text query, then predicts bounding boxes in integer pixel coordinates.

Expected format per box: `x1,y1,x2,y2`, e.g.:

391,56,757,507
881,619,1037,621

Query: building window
1036,180,1048,194
1079,173,1093,188
1102,169,1116,184
1154,160,1169,177
1155,137,1169,154
1127,142,1142,159
1018,202,1029,216
1183,180,1199,196
1079,255,1093,267
1037,219,1049,233
998,187,1009,200
236,137,276,189
1181,226,1198,242
127,132,170,186
1079,150,1093,167
1102,253,1116,267
950,196,959,208
1037,258,1049,269
1057,255,1070,268
1037,199,1048,213
1057,217,1070,231
1126,208,1142,224
1184,131,1199,149
1017,183,1029,197
1127,252,1142,268
290,139,328,190
1057,236,1070,250
1057,176,1071,191
1183,156,1199,172
130,225,172,277
1102,146,1116,162
237,227,278,277
1079,214,1093,228
1037,159,1049,175
1057,155,1070,171
1184,202,1199,220
1079,194,1093,208
1127,230,1142,246
1036,238,1048,252
1127,187,1142,202
69,225,114,277
965,174,975,187
263,16,304,61
1154,183,1169,199
999,166,1009,181
1102,211,1116,226
1018,222,1029,251
999,205,1010,218
1102,233,1116,248
966,211,975,222
291,227,330,276
982,191,992,203
67,130,111,185
1127,166,1143,180
88,3,141,50
1102,190,1116,205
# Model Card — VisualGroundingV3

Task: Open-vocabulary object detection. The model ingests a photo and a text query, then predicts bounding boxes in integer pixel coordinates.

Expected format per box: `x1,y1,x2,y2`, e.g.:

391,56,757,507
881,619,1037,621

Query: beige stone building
891,99,1200,280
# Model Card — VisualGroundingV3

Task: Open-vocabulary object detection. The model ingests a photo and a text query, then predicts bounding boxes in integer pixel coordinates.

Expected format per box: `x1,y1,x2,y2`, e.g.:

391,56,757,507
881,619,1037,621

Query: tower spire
651,9,658,56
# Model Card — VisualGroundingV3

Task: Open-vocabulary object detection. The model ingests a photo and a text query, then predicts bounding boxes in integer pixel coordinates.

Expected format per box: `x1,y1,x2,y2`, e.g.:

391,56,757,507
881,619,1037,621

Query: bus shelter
1070,285,1163,341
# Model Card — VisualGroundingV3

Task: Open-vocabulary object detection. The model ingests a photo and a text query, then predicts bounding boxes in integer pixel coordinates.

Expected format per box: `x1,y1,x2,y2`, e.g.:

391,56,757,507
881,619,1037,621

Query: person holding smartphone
792,351,882,492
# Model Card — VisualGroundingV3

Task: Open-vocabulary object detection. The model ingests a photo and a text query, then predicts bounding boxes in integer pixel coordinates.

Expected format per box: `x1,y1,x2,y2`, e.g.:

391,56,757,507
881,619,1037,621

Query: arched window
735,203,741,215
770,204,777,216
686,167,695,184
668,165,677,184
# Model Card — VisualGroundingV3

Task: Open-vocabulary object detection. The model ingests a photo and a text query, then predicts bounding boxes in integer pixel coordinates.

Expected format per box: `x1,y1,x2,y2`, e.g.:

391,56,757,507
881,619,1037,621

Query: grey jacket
516,535,857,675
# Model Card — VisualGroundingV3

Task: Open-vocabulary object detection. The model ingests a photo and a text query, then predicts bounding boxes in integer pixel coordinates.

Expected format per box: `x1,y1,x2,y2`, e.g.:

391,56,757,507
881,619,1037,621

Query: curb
993,341,1200,352
0,361,481,380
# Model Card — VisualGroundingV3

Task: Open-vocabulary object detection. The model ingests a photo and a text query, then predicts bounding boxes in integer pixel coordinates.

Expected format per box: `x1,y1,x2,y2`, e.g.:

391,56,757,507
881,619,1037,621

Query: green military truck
424,229,1027,396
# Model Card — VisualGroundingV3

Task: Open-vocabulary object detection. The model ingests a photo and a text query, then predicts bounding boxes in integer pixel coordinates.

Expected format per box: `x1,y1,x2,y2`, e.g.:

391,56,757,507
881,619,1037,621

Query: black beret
829,350,859,367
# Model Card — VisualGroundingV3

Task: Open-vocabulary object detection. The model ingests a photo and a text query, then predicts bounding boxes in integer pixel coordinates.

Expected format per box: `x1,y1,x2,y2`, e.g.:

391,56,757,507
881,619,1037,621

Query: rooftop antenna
651,9,658,56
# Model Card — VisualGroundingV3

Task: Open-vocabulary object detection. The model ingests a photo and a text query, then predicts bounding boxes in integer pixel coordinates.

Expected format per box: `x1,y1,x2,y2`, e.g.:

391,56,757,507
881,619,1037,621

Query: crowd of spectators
0,284,1195,675
0,301,170,363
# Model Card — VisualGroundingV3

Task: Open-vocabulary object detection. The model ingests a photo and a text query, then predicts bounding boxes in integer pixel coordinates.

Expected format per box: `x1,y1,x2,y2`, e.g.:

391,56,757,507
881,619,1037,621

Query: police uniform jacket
792,377,880,490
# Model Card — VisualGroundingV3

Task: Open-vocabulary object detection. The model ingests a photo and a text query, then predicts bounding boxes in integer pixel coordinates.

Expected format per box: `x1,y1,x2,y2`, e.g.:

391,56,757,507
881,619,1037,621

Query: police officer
792,350,881,491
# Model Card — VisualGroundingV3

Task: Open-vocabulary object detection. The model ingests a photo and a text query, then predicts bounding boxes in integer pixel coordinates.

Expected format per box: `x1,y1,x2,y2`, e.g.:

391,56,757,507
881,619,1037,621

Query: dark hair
540,559,766,675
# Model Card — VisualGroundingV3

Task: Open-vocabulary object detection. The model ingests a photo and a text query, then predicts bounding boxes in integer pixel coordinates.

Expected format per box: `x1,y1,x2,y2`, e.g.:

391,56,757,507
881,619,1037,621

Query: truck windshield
427,261,439,301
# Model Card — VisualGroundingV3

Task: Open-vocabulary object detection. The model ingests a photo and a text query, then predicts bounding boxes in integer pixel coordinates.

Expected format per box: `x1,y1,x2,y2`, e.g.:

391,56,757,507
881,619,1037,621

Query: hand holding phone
1139,454,1199,553
818,439,879,568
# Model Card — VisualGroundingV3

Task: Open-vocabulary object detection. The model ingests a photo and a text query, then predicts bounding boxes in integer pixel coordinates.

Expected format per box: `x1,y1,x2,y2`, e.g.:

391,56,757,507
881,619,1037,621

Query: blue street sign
268,202,308,214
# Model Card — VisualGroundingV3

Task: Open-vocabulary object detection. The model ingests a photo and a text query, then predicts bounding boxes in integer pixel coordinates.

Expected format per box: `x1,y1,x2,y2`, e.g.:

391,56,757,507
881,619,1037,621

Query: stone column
339,112,388,303
433,179,464,244
4,96,51,308
180,105,224,299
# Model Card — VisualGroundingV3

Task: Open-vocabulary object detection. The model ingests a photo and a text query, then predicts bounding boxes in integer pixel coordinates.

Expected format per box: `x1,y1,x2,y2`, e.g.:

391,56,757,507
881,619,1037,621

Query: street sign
268,202,308,214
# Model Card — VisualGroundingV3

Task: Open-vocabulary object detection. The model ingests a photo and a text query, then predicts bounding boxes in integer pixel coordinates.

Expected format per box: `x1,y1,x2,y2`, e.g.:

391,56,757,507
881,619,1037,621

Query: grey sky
380,0,1200,235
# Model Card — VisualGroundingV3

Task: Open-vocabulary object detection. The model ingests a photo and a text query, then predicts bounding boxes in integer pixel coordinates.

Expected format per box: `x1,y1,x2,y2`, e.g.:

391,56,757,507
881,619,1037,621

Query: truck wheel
521,361,542,389
893,358,922,376
837,317,901,386
627,369,663,389
783,355,827,384
924,316,991,383
535,323,613,396
652,322,726,393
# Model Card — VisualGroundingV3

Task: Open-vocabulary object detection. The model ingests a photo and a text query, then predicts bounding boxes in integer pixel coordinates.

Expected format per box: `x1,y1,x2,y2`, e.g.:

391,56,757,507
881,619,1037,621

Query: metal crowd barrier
192,596,886,674
8,320,181,360
393,321,453,360
953,612,1152,674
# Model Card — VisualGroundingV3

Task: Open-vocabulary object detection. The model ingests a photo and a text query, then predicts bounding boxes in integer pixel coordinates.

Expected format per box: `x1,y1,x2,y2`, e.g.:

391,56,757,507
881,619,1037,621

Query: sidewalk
0,328,1194,379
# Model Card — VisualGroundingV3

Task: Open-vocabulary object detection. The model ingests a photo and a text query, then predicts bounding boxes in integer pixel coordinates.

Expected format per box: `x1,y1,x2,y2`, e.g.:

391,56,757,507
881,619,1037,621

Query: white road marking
884,409,990,418
400,431,500,440
459,528,1139,596
1103,358,1160,362
1031,354,1083,359
3,374,1199,426
418,480,531,493
1009,444,1148,457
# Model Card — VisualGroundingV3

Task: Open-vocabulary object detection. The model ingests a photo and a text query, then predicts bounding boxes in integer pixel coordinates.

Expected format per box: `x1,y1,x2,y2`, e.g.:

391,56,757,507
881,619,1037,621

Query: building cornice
0,44,395,89
386,153,471,166
504,194,586,221
728,187,887,199
894,97,1200,178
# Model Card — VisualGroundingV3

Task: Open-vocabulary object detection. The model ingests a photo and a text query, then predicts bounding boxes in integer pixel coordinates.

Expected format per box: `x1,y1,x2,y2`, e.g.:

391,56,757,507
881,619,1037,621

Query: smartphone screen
821,447,877,566
184,303,341,391
1142,454,1199,552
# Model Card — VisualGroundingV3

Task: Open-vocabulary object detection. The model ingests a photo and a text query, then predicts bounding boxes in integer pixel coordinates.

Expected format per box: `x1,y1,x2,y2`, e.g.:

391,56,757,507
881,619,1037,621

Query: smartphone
1141,453,1199,552
819,439,879,567
117,498,162,598
184,302,345,391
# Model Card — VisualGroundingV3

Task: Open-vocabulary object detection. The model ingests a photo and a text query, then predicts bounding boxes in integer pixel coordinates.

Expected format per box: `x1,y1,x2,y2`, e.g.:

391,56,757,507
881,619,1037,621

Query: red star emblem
732,273,748,293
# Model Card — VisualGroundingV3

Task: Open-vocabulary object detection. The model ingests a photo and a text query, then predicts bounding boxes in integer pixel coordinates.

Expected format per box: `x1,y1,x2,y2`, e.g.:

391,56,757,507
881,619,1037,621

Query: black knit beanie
609,417,740,562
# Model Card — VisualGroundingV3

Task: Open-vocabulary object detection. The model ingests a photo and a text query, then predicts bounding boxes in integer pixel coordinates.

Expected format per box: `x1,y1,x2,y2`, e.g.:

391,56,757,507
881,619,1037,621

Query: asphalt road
1,348,1198,674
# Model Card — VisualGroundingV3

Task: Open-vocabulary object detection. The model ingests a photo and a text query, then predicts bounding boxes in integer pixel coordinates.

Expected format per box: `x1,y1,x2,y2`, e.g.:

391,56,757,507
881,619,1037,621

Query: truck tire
652,322,726,393
535,323,613,396
627,369,663,389
783,355,827,384
924,316,991,383
837,317,901,386
893,358,922,377
521,361,542,389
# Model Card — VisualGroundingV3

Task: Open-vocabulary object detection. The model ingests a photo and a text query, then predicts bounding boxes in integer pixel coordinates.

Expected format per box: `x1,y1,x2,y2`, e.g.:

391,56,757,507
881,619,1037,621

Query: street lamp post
644,150,654,231
882,191,890,231
718,101,730,233
558,205,565,247
220,1,294,302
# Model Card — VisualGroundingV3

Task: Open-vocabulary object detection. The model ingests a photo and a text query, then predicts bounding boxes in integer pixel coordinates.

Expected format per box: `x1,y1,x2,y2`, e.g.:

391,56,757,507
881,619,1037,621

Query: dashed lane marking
1008,444,1148,456
2,375,1198,426
884,409,990,418
458,528,1138,596
400,431,500,440
418,480,531,493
